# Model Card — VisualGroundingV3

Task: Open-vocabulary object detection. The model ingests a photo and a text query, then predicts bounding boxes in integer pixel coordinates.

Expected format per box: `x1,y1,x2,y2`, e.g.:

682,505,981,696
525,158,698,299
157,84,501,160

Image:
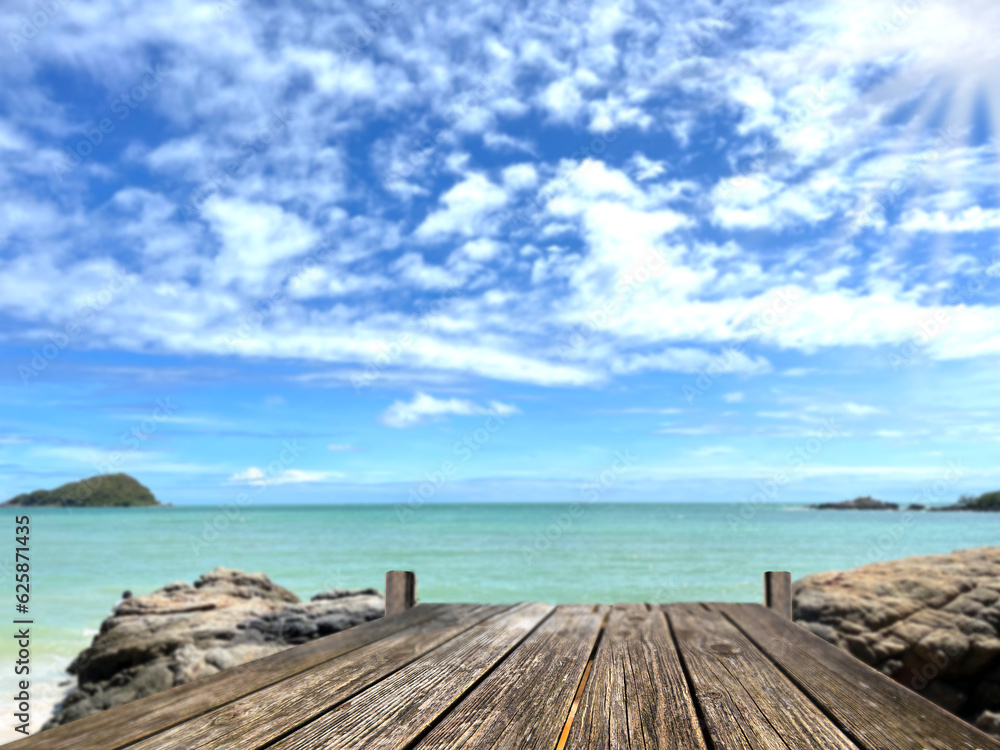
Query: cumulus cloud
0,0,998,400
413,173,509,240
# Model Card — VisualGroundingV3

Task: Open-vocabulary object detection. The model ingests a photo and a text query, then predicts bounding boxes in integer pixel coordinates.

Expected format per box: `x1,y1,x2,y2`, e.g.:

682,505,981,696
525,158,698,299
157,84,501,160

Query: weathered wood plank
9,603,456,750
413,604,606,750
125,604,507,750
763,571,791,620
564,604,708,750
716,602,1000,750
665,603,859,750
386,570,416,616
267,602,555,750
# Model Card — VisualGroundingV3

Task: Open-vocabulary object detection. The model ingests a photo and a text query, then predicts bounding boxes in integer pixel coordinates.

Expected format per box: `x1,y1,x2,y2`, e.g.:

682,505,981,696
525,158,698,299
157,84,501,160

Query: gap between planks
554,603,610,750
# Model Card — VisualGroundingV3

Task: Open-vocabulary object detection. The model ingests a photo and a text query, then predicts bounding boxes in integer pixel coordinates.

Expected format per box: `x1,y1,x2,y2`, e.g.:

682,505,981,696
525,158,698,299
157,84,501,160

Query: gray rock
42,567,384,730
978,710,1000,735
793,547,1000,739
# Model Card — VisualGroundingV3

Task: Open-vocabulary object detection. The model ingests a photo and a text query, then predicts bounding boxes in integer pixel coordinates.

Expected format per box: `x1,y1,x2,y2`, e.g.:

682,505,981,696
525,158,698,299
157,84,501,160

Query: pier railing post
763,571,792,620
385,570,416,617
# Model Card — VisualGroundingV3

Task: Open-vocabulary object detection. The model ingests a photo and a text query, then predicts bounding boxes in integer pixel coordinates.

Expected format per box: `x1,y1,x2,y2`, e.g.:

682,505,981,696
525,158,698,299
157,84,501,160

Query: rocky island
2,473,161,507
793,546,1000,739
43,567,384,729
811,495,899,510
932,491,1000,512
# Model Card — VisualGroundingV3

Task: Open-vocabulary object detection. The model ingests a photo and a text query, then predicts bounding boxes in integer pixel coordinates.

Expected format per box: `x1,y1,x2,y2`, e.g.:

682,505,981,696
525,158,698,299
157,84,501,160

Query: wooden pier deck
10,595,1000,749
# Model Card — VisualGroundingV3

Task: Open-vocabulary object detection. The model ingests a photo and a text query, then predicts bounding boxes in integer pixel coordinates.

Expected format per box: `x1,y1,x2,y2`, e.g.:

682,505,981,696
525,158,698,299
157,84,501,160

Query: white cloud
611,348,770,376
392,252,460,290
414,173,508,239
685,445,736,457
501,163,539,190
899,207,1000,233
457,238,503,262
203,198,318,288
2,0,1000,404
229,467,343,486
841,402,886,417
722,392,745,403
873,430,905,438
540,78,584,122
486,133,536,154
653,425,719,436
627,153,668,182
601,407,685,415
379,392,520,428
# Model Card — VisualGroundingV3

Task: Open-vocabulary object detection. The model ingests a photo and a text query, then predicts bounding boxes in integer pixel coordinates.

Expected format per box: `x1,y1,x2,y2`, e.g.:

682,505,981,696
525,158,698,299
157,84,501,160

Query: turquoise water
1,501,997,732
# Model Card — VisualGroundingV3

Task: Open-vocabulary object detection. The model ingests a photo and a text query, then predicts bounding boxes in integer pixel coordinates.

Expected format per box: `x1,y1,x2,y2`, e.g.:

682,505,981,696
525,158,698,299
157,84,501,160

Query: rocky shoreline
43,568,384,730
793,546,1000,739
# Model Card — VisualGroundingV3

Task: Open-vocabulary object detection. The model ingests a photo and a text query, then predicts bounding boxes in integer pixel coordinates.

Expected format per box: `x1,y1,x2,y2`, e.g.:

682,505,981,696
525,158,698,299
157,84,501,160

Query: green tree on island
955,491,1000,511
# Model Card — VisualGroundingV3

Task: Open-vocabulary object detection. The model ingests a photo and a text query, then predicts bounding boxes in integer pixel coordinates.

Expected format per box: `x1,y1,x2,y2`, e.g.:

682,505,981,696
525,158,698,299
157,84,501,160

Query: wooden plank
763,571,791,620
385,570,416,616
125,604,507,750
413,604,607,750
10,603,456,750
716,602,1000,750
665,603,859,750
267,602,555,750
565,604,708,750
556,659,592,750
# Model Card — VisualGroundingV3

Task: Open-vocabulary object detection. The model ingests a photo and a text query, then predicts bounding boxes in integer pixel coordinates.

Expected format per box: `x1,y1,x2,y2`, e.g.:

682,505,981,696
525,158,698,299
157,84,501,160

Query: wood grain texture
665,603,859,750
124,604,506,750
7,603,453,750
716,602,1000,750
564,604,708,750
763,572,791,620
19,600,999,750
413,604,605,750
267,602,555,750
386,570,416,616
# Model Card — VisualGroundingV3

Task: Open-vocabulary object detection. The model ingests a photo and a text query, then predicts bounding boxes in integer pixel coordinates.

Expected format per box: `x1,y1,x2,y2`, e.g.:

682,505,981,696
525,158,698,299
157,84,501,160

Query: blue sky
1,0,999,505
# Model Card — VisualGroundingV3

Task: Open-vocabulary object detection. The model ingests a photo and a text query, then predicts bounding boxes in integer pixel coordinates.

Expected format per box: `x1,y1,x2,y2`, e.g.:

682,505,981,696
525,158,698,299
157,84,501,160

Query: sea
1,501,998,742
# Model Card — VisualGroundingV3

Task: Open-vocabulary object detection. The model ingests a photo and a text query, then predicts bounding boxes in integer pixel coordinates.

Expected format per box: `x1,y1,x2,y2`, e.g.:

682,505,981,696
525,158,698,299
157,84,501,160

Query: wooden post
763,571,792,620
385,570,416,617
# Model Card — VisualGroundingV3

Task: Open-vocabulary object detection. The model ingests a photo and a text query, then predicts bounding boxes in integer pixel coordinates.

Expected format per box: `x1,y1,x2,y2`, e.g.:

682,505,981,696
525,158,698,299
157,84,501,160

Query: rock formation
792,546,1000,739
811,495,899,510
43,567,384,729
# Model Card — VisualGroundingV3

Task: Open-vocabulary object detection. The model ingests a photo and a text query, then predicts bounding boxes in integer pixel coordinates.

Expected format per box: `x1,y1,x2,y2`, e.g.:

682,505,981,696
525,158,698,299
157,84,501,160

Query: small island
811,495,899,510
932,490,1000,512
1,473,162,507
